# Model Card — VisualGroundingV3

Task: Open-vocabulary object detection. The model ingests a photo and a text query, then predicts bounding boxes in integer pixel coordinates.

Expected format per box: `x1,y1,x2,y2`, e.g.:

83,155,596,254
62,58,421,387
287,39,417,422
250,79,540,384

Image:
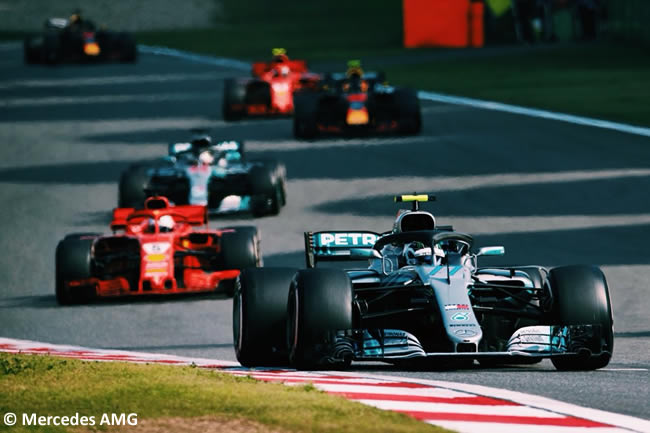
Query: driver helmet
199,149,215,165
69,11,81,24
403,241,433,266
346,59,364,79
271,48,289,63
191,135,212,150
159,215,175,233
279,65,290,77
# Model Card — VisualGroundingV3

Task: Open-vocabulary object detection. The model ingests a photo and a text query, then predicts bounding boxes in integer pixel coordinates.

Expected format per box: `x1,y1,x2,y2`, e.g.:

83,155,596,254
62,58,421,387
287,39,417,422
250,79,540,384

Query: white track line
137,44,650,138
417,91,650,138
138,45,249,70
2,91,221,107
0,72,231,89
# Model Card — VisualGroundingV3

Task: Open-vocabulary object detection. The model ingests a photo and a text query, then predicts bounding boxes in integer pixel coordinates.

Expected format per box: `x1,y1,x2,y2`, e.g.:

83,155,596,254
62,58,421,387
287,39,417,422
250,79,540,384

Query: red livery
222,48,320,120
55,196,261,304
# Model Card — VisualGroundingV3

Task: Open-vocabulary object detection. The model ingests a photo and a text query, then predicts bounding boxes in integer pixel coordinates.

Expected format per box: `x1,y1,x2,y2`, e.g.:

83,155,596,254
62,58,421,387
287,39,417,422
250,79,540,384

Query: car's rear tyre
55,236,96,305
42,34,60,65
119,33,137,63
395,88,421,135
250,164,285,217
118,165,152,208
288,269,353,369
219,227,262,297
23,37,41,64
233,268,297,366
293,92,318,139
223,78,246,121
548,265,613,371
220,226,262,286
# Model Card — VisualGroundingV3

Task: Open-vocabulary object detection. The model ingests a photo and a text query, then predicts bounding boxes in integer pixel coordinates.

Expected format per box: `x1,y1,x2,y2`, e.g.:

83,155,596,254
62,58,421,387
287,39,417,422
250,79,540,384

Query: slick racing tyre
216,227,262,297
223,78,246,121
55,236,97,305
118,33,137,63
293,91,318,139
548,265,613,371
288,269,353,369
395,88,422,135
233,268,297,367
118,164,152,208
220,227,262,269
250,164,285,217
42,34,60,65
23,37,41,64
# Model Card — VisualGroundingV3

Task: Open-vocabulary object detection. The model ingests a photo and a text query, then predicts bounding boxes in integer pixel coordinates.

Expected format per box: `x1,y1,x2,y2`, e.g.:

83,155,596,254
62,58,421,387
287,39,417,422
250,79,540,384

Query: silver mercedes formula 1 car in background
118,135,287,217
233,194,614,370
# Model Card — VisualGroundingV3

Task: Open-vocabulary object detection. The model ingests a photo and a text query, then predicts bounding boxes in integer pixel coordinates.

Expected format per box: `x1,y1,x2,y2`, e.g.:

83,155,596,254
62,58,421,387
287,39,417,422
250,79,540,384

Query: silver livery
234,194,614,371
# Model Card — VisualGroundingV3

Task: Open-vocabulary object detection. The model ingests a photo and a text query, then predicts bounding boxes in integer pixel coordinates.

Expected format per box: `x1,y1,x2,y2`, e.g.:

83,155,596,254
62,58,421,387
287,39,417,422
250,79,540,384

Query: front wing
344,325,609,362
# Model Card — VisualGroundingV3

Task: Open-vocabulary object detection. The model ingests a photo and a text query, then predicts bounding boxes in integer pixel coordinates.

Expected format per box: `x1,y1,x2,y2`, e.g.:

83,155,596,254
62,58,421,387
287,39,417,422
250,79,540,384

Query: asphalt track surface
0,43,648,421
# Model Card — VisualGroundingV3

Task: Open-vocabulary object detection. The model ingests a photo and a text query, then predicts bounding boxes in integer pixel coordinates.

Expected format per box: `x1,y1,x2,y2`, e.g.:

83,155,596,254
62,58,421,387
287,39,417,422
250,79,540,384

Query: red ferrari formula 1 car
222,48,320,120
55,196,261,304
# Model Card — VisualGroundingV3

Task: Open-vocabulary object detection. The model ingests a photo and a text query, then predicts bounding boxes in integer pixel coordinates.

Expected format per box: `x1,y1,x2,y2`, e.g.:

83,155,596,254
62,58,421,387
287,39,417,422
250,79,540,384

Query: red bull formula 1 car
222,48,320,120
55,196,261,305
24,12,136,64
293,61,421,139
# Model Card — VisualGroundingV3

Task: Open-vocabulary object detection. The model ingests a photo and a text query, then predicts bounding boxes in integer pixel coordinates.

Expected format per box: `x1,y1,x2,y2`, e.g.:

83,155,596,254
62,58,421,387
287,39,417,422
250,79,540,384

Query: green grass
385,43,650,127
136,0,650,127
137,0,404,61
0,353,449,433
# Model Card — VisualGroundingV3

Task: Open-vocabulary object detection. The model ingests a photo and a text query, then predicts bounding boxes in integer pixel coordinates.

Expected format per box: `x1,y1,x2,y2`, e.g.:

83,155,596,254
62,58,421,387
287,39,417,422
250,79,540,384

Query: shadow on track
0,292,231,309
314,177,650,217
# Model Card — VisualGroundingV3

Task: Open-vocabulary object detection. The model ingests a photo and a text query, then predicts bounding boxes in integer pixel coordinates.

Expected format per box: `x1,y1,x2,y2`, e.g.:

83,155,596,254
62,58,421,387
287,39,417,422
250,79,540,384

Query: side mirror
476,246,505,256
349,248,382,259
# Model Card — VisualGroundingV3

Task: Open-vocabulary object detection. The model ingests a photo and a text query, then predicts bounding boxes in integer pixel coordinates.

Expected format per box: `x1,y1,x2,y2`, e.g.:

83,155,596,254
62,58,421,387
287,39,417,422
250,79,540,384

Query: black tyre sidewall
220,228,261,272
548,265,613,370
118,164,151,208
223,78,246,121
293,92,318,139
233,268,297,366
249,164,281,216
288,269,352,369
119,33,137,63
55,237,96,305
395,88,421,134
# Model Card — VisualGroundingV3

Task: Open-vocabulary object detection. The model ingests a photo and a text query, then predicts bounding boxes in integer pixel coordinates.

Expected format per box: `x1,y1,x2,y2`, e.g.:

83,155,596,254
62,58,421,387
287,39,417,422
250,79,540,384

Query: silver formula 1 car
119,136,286,217
233,194,614,370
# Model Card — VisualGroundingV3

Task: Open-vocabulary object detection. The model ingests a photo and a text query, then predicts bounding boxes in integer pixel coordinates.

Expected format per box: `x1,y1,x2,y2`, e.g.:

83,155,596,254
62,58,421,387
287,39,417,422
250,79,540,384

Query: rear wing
168,140,243,157
111,198,207,230
304,231,381,268
252,60,308,77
